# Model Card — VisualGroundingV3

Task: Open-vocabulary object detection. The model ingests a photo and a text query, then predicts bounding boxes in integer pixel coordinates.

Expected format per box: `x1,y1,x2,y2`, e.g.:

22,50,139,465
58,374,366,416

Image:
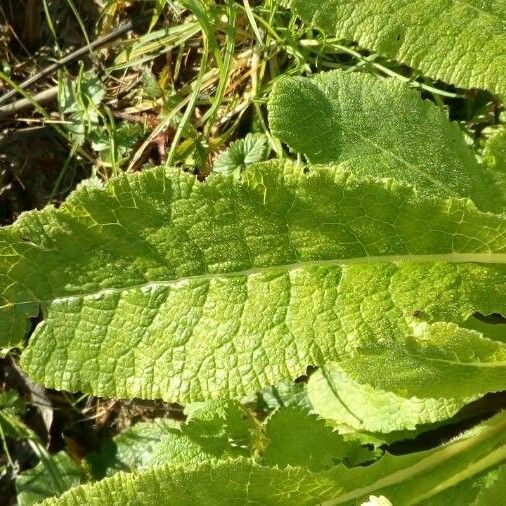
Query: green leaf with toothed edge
288,0,506,96
87,401,253,479
213,133,270,177
268,70,500,211
2,161,506,404
40,411,506,506
262,407,350,471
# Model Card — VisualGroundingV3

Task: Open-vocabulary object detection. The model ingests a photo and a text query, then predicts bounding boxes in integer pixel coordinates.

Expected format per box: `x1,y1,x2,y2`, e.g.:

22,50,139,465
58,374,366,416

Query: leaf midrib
3,252,505,310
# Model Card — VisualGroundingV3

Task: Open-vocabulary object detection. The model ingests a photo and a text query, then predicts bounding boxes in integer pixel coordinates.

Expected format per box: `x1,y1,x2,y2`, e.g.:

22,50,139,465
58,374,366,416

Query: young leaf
213,133,270,177
58,71,106,147
3,162,506,403
262,407,349,470
40,410,506,506
268,70,495,209
288,0,506,96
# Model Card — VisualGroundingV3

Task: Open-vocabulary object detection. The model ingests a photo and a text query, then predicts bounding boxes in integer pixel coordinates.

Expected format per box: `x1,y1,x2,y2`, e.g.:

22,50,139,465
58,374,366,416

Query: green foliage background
0,0,505,504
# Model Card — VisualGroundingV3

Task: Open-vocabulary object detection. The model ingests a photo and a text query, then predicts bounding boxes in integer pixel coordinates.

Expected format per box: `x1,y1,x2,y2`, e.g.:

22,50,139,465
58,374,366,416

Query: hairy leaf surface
288,0,506,95
308,362,472,433
2,162,506,402
269,70,495,209
263,407,349,470
43,411,506,505
213,133,270,177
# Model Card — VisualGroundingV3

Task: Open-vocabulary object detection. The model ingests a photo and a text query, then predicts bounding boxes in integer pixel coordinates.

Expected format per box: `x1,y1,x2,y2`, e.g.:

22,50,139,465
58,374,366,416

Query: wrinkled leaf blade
1,162,505,403
289,0,506,95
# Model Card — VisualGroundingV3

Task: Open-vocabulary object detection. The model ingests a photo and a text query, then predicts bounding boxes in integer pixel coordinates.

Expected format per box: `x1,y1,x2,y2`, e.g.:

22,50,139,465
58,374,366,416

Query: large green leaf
268,70,496,209
42,410,506,505
288,0,506,96
3,162,506,403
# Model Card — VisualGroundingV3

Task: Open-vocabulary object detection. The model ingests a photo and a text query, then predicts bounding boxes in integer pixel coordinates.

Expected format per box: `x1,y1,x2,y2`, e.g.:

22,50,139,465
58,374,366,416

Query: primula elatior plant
2,1,506,504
